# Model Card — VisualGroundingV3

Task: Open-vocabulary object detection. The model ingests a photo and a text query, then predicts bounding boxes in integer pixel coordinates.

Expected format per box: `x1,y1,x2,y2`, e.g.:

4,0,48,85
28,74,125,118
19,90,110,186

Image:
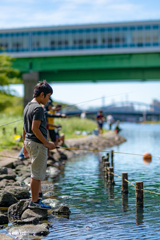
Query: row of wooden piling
2,127,17,135
101,150,143,207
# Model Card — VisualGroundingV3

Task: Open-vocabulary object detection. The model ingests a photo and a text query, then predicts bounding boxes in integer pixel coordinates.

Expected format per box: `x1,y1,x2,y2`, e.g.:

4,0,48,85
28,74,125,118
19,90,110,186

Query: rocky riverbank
0,131,126,238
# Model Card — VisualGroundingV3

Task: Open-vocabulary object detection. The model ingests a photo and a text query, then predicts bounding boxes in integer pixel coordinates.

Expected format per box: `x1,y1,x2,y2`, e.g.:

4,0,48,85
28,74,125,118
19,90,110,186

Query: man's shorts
98,122,103,128
24,140,47,181
49,129,57,142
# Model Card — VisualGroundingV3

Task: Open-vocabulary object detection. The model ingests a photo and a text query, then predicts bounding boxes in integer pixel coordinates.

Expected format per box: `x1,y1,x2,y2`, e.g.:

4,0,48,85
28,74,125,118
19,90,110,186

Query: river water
4,122,160,239
42,122,160,240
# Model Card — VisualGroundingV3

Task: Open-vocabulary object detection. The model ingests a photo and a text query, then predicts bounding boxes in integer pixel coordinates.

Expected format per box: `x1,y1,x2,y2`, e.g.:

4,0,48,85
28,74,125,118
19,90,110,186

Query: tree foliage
0,54,21,91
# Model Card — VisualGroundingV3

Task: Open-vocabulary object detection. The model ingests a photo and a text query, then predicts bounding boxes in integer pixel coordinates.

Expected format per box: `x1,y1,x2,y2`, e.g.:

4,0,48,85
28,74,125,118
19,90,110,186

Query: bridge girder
13,52,160,82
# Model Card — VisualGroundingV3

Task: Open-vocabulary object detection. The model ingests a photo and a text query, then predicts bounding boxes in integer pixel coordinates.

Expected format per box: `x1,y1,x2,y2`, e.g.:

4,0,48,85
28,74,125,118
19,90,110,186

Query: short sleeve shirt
96,113,104,124
23,102,47,143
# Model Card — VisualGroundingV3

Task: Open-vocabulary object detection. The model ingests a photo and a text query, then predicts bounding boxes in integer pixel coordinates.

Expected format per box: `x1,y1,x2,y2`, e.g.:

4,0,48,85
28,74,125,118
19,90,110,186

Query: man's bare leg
31,178,41,202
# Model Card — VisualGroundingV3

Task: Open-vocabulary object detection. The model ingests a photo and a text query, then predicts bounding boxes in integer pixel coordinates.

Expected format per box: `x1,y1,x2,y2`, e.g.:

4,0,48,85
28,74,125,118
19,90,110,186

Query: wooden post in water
102,156,105,165
122,193,128,212
2,127,5,135
104,162,110,179
108,167,114,184
121,173,128,194
102,156,109,169
101,156,105,169
135,181,143,207
14,127,17,134
111,150,114,168
106,153,110,162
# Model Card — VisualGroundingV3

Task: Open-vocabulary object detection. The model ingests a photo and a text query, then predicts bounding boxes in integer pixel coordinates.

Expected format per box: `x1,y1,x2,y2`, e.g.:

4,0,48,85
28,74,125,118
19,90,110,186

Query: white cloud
0,0,160,29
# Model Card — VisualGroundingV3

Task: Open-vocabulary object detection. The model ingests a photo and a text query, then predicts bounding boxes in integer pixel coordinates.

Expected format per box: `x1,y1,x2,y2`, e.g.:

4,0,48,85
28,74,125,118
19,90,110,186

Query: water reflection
108,184,114,200
121,193,128,212
135,207,144,225
48,123,160,239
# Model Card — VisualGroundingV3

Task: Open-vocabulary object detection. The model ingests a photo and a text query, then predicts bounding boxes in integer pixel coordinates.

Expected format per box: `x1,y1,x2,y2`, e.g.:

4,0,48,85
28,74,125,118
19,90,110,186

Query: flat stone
7,223,50,237
43,191,55,197
4,186,30,200
46,167,60,179
21,208,48,221
13,217,39,225
0,179,15,188
0,233,14,239
0,174,16,181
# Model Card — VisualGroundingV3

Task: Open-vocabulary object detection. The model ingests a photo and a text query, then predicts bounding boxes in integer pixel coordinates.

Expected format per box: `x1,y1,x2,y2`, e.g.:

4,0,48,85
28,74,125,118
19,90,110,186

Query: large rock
0,167,8,174
0,214,8,224
43,198,60,208
0,167,16,181
0,191,18,207
0,179,15,189
13,217,39,225
7,223,50,237
15,165,30,173
46,167,60,179
23,177,31,186
4,186,30,200
21,208,48,221
0,174,16,181
8,199,29,221
13,160,25,168
52,205,71,216
43,191,55,198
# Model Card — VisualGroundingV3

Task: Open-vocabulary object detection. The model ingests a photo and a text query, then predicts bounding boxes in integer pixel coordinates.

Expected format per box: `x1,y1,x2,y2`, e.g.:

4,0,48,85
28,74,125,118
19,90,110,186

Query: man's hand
23,146,29,158
61,114,67,118
56,124,62,128
45,142,56,150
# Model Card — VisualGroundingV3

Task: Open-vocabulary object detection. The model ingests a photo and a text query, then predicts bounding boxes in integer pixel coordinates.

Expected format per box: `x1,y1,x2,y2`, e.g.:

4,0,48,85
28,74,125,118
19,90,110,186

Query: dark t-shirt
96,113,104,124
23,102,47,143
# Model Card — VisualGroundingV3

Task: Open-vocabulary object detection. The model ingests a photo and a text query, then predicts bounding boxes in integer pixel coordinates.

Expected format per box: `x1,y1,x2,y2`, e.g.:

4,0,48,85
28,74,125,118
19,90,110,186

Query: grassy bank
0,115,100,150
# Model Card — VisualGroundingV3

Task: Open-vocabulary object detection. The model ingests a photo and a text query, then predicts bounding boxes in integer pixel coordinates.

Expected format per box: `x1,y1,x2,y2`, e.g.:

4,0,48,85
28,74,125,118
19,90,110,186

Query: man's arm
22,124,28,157
47,123,60,128
32,120,55,150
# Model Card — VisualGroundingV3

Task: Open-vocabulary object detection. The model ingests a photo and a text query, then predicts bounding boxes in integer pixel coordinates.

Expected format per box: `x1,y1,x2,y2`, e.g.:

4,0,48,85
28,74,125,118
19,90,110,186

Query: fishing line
0,119,23,128
61,91,133,110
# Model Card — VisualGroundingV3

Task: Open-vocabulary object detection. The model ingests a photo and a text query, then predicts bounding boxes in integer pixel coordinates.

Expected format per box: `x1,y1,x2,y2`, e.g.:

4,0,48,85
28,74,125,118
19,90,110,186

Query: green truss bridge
1,20,160,105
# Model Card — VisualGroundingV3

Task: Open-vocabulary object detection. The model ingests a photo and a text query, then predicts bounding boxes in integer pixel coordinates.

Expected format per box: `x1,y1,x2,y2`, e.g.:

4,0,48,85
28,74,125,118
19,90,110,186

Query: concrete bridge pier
22,72,39,107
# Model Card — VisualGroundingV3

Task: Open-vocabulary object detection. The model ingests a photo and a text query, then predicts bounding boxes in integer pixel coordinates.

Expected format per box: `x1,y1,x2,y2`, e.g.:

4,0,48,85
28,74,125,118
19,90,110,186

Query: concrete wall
22,72,39,107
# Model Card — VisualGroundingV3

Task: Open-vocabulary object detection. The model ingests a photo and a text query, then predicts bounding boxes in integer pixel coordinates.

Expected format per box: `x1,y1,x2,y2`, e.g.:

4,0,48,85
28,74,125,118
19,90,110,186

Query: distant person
45,101,67,150
95,110,105,134
114,120,121,134
107,114,114,130
81,111,86,119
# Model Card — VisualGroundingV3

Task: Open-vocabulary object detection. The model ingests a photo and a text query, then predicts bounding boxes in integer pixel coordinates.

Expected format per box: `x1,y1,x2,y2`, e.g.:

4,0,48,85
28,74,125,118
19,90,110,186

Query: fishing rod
0,91,133,127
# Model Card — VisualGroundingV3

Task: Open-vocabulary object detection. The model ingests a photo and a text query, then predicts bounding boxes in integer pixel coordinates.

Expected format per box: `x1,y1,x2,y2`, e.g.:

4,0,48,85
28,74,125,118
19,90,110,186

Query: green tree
0,54,22,113
0,54,21,90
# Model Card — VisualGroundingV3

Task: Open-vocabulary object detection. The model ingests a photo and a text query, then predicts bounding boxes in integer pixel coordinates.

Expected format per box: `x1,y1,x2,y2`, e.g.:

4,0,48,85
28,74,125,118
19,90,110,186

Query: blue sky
1,0,160,28
2,0,160,108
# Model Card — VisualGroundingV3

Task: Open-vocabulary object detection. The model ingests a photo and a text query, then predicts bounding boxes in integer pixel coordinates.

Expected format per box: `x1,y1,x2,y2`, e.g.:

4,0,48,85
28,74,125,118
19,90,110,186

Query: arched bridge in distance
64,101,160,122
